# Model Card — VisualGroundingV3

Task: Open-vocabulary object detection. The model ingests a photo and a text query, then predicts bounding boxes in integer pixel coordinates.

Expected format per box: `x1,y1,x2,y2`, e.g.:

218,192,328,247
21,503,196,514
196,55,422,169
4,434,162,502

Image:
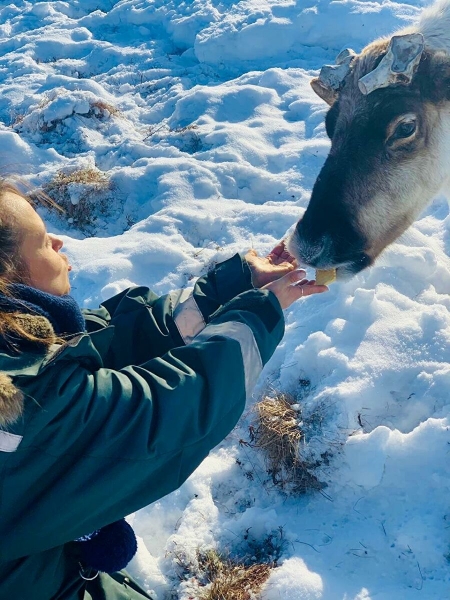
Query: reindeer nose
305,236,335,268
291,220,336,268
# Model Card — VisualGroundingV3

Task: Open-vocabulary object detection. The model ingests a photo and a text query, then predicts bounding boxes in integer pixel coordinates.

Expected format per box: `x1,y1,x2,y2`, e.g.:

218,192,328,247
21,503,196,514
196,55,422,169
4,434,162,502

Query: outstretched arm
82,242,301,369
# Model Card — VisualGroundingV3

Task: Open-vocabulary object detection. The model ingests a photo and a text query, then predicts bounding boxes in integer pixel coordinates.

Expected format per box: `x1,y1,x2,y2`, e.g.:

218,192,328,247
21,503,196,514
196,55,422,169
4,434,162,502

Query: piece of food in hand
315,268,336,286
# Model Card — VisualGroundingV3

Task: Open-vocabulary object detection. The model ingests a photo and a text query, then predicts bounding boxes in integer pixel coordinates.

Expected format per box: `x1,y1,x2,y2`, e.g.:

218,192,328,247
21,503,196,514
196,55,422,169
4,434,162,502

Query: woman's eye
393,120,416,140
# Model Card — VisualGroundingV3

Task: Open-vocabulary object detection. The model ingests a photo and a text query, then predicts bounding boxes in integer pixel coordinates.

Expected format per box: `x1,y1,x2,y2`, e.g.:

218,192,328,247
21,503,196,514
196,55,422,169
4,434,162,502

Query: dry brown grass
12,95,120,132
252,393,323,493
43,167,113,230
47,167,110,188
90,99,122,118
10,112,25,127
143,122,199,141
171,124,199,134
198,549,272,600
253,393,302,471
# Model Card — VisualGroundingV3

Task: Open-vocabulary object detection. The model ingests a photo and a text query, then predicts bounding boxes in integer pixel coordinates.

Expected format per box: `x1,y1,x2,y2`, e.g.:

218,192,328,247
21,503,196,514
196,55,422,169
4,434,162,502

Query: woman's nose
50,234,64,251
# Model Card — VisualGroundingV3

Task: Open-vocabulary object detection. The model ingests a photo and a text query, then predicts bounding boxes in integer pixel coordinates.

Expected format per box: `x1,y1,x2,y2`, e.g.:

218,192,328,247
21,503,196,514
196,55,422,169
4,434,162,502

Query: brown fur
0,373,24,427
14,314,55,342
0,314,55,427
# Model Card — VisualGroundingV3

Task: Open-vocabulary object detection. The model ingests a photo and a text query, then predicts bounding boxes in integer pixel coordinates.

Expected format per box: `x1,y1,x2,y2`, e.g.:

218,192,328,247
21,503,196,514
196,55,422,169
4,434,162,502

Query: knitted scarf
0,284,137,574
0,284,86,336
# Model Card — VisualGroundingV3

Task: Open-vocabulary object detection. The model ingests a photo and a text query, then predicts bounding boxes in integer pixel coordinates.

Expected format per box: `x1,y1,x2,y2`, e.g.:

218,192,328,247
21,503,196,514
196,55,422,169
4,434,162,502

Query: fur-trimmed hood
0,314,55,427
0,372,25,427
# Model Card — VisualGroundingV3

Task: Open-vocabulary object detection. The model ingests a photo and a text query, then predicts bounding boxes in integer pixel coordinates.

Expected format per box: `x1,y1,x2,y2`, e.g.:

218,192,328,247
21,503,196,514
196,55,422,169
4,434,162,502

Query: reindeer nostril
290,222,335,267
306,235,335,267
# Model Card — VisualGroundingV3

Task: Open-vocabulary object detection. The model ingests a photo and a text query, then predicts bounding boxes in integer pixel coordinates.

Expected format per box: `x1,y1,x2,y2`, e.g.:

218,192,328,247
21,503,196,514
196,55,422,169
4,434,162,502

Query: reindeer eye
393,120,416,140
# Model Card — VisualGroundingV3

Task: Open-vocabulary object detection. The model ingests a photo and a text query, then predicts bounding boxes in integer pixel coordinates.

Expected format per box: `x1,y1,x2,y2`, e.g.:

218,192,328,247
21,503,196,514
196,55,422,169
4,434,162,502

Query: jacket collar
0,315,114,427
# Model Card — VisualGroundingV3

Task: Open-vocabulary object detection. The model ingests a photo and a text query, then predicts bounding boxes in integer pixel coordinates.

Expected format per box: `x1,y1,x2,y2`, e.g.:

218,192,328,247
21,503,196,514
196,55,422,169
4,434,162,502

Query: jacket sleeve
82,253,254,369
3,289,283,561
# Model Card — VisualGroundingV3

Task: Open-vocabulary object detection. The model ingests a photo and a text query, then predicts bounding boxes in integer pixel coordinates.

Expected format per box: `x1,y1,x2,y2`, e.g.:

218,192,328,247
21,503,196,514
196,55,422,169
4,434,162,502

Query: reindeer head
288,33,450,278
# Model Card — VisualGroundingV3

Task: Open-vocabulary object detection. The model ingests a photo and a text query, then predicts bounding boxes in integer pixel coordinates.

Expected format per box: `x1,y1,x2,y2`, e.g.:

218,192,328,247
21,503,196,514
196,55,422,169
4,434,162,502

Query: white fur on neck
400,0,450,53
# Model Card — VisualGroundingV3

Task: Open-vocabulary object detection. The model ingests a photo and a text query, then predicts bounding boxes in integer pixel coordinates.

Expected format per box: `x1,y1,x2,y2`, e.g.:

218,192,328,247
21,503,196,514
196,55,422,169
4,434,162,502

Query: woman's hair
0,181,29,283
0,180,59,349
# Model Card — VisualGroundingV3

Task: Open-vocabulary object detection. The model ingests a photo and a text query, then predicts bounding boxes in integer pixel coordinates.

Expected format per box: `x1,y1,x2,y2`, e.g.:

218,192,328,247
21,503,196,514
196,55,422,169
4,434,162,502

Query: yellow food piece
315,268,336,286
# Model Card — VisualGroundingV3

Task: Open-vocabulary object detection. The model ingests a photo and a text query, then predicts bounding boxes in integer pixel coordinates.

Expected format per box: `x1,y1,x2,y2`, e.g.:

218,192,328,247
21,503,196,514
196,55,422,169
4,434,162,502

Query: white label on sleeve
172,289,206,344
195,321,263,398
0,430,22,452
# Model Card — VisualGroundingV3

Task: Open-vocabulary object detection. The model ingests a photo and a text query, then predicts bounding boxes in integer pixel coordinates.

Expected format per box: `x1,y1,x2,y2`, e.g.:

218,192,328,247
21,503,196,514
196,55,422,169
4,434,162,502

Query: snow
262,557,323,599
2,0,450,598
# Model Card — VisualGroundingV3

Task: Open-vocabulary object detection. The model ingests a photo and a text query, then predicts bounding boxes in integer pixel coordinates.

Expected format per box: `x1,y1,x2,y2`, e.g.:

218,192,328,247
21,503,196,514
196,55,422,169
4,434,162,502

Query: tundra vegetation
170,529,287,600
42,167,113,231
251,393,324,493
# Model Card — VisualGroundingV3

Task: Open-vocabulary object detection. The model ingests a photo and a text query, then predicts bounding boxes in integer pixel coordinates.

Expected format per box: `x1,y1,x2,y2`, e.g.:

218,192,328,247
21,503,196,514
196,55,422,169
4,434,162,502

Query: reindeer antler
318,48,356,91
358,33,424,95
311,48,356,105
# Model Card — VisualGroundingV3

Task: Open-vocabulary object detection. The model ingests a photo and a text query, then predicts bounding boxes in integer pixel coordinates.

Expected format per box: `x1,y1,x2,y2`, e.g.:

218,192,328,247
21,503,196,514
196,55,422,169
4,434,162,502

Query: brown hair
0,181,60,350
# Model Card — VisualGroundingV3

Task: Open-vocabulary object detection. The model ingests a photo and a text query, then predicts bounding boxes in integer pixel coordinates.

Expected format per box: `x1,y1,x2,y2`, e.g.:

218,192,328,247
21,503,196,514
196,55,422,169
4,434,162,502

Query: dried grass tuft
169,533,283,598
90,99,122,118
198,549,272,600
254,393,301,469
252,393,323,493
43,167,113,230
47,167,110,188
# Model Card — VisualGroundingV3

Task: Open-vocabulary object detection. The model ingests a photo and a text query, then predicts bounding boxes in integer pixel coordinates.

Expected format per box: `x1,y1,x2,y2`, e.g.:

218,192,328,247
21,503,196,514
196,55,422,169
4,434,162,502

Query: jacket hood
0,314,55,427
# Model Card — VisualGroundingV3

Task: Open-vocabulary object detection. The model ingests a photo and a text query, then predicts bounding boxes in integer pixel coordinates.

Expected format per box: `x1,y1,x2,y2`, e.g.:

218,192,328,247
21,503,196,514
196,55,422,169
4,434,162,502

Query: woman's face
6,191,72,296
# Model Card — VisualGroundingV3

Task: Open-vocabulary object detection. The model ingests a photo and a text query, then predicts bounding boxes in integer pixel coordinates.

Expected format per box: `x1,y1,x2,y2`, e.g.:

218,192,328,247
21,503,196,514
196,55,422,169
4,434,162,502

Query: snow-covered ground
2,1,450,598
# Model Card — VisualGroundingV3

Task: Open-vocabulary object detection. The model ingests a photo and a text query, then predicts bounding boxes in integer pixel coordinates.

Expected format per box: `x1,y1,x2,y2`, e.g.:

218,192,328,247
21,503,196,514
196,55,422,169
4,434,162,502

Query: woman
0,182,327,599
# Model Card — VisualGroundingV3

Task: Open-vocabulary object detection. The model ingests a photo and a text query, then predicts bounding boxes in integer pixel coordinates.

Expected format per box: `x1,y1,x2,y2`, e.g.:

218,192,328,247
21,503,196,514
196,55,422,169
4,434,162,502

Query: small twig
239,444,270,496
318,489,333,502
293,540,320,553
353,497,365,517
143,122,167,140
415,559,424,590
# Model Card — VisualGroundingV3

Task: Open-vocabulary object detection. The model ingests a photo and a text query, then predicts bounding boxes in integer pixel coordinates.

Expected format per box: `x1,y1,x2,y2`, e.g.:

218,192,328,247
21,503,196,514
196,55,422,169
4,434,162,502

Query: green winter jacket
0,254,284,600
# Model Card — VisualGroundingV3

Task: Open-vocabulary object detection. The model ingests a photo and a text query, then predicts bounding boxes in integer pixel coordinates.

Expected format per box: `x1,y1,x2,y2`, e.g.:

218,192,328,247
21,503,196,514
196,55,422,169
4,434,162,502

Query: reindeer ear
311,77,338,106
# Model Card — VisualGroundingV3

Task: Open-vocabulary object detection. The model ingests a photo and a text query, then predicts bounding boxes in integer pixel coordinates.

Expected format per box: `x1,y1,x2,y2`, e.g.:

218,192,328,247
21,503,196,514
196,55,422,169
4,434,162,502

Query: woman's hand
245,241,298,288
263,269,328,309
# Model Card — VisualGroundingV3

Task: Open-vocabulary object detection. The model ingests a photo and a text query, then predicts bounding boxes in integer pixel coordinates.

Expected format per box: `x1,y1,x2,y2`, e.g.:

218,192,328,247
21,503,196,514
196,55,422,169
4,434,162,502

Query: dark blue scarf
0,284,137,574
0,284,86,336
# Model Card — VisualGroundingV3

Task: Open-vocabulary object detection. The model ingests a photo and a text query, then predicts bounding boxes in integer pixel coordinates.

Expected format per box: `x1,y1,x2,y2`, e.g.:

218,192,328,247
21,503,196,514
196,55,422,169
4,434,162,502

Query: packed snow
2,0,450,598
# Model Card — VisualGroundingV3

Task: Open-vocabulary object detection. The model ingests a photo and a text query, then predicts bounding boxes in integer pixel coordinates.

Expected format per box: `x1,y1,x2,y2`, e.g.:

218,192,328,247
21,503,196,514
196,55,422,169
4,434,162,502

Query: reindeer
287,0,450,279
